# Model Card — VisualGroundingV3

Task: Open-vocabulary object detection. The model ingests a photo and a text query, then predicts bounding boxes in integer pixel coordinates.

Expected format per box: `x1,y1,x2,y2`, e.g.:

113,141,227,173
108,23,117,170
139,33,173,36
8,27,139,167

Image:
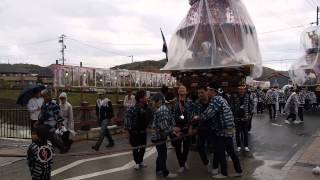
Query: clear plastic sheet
289,26,320,86
163,0,262,78
51,65,176,88
306,0,320,7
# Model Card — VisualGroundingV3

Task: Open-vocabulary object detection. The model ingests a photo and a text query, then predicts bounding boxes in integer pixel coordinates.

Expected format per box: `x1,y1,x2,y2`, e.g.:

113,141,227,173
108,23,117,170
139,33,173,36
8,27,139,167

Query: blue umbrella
16,85,46,106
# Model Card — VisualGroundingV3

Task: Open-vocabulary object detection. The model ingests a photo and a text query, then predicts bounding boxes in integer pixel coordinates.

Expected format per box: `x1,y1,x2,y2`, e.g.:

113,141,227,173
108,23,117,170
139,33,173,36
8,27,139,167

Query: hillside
111,60,287,81
111,59,167,72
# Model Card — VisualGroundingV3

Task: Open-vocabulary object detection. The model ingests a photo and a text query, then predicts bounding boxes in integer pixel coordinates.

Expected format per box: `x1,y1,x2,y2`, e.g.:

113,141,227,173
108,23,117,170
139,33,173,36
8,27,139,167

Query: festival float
162,0,262,91
289,26,320,87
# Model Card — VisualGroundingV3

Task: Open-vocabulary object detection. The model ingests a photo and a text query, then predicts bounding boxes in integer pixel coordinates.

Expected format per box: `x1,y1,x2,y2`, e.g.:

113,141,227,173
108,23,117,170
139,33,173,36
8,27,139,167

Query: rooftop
0,64,53,77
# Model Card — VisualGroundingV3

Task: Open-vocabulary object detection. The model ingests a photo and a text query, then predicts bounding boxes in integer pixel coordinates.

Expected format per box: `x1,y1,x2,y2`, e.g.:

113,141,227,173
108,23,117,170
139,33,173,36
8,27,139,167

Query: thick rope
0,134,193,158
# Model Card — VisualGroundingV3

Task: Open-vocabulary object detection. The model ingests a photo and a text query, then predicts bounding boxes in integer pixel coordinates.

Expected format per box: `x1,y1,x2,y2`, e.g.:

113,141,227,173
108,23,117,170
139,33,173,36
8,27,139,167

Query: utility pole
317,6,319,25
59,34,67,65
128,55,134,63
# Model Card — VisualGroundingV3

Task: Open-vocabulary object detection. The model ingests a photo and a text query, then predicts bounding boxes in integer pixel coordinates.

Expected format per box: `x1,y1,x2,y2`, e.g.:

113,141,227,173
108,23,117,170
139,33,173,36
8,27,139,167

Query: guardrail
0,104,125,139
0,109,31,139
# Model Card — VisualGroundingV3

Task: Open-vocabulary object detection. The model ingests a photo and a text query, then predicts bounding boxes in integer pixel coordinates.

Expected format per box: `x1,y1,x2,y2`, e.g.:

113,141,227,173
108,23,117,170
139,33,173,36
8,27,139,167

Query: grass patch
0,89,125,106
0,89,21,101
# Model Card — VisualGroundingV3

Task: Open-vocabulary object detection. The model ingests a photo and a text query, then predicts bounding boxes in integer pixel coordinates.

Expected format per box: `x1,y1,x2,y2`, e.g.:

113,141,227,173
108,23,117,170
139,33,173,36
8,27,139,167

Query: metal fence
0,109,31,139
0,104,125,139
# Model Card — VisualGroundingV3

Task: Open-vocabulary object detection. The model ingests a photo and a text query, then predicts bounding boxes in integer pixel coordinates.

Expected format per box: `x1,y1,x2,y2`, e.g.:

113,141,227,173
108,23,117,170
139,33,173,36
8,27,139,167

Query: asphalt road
1,111,320,180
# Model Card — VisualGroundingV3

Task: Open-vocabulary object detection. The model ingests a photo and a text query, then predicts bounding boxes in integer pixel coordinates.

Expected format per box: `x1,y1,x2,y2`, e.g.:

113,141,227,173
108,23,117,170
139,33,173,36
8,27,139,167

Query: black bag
151,131,167,143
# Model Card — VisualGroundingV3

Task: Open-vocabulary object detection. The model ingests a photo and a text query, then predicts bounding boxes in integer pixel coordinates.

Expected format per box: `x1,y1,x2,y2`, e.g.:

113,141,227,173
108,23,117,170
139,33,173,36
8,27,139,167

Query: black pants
305,101,310,110
129,132,147,165
267,104,276,120
48,132,65,152
236,121,249,147
298,107,304,121
287,113,296,121
248,114,253,132
257,102,264,114
31,120,37,134
197,129,211,166
213,136,242,176
156,143,169,177
61,131,72,149
172,132,190,167
32,177,50,180
279,103,285,114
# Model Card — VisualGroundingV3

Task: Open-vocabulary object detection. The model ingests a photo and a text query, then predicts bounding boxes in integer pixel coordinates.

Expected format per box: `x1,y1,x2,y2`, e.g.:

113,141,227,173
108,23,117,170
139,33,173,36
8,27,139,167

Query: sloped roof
255,67,289,81
0,64,29,74
28,67,53,77
0,64,53,77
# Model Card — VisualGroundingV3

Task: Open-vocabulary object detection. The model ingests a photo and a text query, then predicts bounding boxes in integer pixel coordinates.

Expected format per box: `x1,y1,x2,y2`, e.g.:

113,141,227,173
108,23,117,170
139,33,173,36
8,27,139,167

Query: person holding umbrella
27,89,44,133
16,84,46,133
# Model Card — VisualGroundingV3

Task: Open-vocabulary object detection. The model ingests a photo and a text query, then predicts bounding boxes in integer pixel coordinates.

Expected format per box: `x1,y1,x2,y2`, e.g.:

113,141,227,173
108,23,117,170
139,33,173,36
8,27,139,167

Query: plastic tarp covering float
306,0,320,7
289,26,320,86
51,65,176,88
163,0,262,78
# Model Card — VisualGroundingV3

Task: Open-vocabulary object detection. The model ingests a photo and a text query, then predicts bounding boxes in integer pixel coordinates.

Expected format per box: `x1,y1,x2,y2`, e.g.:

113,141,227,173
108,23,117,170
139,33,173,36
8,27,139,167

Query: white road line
51,151,131,176
271,123,283,127
64,148,156,180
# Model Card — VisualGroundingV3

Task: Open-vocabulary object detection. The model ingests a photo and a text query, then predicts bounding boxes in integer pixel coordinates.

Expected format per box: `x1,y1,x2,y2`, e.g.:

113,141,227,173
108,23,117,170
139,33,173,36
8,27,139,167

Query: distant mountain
111,59,167,72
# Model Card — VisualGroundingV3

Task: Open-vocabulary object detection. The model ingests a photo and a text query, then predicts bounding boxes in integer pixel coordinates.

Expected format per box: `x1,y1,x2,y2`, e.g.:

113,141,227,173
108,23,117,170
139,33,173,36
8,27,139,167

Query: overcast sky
0,0,318,70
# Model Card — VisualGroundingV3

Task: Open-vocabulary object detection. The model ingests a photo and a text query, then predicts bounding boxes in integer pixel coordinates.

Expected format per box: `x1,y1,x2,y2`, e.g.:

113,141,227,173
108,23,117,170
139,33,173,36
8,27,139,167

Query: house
36,68,54,85
0,64,37,88
267,72,292,88
0,64,54,88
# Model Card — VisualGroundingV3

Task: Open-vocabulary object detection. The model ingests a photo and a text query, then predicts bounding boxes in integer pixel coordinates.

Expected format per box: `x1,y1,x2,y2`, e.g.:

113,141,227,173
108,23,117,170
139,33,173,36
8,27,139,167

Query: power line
264,51,301,54
264,58,297,62
0,38,57,47
67,37,129,57
75,39,156,47
259,25,306,35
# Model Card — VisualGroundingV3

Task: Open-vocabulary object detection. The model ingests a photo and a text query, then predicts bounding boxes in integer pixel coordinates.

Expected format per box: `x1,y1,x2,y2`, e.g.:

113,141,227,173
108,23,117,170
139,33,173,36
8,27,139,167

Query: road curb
280,130,320,179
